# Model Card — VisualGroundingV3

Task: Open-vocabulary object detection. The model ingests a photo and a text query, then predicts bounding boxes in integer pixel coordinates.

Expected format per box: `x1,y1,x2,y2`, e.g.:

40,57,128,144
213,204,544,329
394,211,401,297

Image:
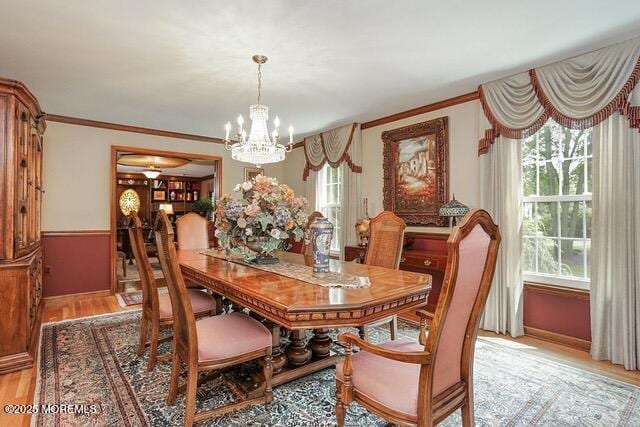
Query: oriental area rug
33,311,639,426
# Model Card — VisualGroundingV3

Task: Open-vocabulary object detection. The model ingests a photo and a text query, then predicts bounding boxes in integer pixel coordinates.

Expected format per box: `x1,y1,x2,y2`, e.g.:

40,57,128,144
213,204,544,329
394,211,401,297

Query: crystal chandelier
224,55,293,167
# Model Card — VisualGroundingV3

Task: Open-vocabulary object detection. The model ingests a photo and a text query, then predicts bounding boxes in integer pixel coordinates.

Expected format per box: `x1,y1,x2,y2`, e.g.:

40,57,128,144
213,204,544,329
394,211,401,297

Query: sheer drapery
305,170,317,211
479,36,640,154
479,135,524,337
303,123,362,180
591,113,640,370
341,130,363,250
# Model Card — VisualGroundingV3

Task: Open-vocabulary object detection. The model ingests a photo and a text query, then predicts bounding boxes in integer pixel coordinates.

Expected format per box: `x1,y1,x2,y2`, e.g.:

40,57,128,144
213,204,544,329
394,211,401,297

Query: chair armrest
414,309,434,345
338,332,431,365
415,309,434,320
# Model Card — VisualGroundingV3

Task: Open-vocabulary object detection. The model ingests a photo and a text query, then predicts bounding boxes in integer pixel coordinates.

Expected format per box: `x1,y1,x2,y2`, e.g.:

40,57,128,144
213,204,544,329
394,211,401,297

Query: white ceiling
1,1,639,139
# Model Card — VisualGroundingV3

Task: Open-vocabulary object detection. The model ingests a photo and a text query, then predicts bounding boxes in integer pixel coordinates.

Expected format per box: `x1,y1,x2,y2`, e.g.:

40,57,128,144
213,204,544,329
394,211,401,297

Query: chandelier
224,55,293,167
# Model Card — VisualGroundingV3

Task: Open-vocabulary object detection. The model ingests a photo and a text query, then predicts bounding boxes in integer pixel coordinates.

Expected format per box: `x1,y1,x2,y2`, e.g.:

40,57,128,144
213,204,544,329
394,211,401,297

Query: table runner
199,249,371,289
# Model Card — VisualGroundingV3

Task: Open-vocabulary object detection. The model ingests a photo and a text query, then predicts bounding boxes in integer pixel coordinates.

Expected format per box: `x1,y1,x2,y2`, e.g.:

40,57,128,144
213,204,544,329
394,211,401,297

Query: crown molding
44,114,225,144
46,90,479,150
361,91,479,130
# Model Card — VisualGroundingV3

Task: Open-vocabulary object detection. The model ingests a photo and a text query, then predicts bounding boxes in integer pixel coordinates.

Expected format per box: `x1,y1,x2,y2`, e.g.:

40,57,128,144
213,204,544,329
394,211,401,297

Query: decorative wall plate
119,188,141,216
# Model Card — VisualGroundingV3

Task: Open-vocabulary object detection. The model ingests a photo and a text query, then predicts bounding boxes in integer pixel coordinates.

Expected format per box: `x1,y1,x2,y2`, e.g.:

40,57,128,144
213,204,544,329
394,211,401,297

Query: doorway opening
110,146,221,296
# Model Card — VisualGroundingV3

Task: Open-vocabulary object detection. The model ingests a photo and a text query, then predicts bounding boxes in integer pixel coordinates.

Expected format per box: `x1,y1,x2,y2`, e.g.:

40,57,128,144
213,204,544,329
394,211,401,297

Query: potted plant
214,175,309,264
192,197,214,219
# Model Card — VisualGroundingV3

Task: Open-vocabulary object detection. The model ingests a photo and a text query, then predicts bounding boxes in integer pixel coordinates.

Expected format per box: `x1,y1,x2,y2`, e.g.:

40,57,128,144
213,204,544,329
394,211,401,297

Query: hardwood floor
0,293,131,427
0,293,638,426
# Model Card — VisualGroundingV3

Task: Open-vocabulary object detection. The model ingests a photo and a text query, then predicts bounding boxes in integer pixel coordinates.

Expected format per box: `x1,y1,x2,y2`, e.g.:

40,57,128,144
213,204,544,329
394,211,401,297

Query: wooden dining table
178,249,432,391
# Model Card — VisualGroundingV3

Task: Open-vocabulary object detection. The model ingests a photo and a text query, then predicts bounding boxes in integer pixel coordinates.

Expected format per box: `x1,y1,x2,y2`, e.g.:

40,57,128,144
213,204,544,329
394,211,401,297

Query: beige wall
280,99,482,233
362,100,481,233
281,145,307,198
42,122,284,231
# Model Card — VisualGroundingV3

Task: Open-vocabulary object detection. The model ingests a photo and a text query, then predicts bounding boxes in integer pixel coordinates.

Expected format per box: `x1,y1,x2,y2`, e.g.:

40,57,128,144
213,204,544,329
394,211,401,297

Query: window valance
479,36,640,154
303,122,362,180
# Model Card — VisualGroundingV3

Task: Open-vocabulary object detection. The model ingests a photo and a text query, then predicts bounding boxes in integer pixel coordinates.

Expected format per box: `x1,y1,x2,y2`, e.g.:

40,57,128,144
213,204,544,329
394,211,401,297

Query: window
522,121,592,289
316,164,343,253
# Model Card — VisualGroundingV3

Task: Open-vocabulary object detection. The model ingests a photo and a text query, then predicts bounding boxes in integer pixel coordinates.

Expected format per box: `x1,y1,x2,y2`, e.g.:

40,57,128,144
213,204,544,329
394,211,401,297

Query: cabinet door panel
14,104,30,256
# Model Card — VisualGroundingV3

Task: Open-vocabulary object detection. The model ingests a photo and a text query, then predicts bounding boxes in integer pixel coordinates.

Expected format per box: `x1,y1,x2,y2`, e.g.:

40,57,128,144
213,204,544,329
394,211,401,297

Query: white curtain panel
591,112,640,370
341,127,363,251
305,170,317,210
479,136,524,337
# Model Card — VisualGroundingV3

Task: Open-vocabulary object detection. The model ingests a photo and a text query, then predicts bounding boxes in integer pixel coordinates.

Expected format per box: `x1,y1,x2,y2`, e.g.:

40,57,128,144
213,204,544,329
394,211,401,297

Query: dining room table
178,249,432,395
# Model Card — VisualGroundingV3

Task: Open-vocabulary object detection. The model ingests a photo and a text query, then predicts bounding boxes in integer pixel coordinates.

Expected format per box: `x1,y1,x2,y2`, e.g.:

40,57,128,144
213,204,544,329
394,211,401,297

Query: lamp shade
159,203,174,215
142,165,162,179
439,195,469,219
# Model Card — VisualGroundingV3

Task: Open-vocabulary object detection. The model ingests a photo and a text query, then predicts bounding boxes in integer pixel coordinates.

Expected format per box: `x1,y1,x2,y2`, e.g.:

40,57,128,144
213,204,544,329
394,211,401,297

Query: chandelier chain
257,62,262,105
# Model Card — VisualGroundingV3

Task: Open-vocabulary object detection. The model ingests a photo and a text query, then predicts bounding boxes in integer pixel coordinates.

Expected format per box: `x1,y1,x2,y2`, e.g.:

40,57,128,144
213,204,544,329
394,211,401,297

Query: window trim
523,272,590,291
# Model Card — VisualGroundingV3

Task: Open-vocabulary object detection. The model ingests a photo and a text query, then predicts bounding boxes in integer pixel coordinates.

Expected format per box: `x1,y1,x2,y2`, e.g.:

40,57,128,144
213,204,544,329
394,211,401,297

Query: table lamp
439,194,470,228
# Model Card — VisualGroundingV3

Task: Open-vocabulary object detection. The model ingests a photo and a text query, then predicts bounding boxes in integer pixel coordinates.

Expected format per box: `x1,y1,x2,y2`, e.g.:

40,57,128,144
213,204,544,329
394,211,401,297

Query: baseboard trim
0,351,34,375
42,230,110,237
43,289,112,301
524,326,591,351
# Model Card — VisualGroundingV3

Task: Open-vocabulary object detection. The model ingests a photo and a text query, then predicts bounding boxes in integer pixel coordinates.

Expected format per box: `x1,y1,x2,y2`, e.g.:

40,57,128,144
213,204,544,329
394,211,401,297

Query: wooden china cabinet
0,78,46,374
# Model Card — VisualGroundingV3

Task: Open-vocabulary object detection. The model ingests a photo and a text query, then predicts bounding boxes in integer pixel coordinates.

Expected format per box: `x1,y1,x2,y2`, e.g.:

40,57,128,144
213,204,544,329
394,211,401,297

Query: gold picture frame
382,116,449,226
244,166,264,181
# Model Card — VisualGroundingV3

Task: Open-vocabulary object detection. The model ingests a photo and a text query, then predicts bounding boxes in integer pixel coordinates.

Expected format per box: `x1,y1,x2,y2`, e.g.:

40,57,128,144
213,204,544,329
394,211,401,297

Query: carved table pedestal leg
284,329,312,366
266,322,287,374
309,328,332,358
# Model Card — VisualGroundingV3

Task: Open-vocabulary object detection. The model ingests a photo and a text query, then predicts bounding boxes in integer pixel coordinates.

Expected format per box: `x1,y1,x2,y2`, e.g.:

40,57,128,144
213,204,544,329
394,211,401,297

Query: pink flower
244,204,261,217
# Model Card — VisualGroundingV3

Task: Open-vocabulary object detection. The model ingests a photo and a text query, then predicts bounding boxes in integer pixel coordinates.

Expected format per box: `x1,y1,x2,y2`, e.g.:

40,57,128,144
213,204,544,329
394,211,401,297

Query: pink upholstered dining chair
128,211,216,371
336,209,501,427
155,210,273,427
176,212,209,250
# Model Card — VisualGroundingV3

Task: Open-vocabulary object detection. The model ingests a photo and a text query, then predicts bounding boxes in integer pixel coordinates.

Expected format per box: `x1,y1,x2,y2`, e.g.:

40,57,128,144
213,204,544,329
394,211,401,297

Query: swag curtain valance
303,123,362,180
478,36,640,154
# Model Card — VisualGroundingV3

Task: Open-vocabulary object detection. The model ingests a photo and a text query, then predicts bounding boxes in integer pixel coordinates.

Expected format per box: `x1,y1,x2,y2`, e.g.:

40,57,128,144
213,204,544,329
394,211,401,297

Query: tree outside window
522,121,592,288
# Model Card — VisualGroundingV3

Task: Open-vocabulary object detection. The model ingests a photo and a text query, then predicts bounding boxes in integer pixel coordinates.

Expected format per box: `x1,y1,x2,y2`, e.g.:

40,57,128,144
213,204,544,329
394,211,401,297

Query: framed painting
382,116,449,226
152,190,166,201
244,166,264,181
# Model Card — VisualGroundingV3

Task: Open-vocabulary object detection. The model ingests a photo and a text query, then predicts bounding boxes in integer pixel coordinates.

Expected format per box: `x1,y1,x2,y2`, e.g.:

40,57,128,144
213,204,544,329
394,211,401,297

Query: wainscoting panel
523,283,591,344
41,231,111,297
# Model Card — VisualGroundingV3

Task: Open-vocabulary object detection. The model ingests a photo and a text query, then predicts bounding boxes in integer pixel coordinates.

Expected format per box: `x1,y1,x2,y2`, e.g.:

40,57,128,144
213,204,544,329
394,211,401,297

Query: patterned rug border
36,310,640,391
40,309,142,328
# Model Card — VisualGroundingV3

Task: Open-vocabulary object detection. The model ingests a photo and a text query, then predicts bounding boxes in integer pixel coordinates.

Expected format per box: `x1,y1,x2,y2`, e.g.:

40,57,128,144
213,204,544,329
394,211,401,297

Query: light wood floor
1,293,638,426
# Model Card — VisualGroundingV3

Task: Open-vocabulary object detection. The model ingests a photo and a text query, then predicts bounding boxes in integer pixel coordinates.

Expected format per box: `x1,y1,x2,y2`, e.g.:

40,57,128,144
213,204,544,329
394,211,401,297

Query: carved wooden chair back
128,212,159,315
364,211,406,269
288,211,324,255
176,212,209,250
420,209,501,422
155,210,198,362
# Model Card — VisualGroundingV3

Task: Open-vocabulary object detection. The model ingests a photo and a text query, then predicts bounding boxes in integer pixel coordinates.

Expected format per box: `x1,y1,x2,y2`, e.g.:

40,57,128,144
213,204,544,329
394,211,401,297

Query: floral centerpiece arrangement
214,175,310,263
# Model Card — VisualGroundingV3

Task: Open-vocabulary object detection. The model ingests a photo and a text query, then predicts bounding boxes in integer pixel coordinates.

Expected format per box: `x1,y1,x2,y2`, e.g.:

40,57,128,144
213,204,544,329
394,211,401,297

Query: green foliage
191,198,214,218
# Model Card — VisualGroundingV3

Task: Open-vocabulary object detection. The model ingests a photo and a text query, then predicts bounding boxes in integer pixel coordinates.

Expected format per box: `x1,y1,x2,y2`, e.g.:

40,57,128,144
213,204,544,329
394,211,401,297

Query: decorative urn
310,217,333,277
